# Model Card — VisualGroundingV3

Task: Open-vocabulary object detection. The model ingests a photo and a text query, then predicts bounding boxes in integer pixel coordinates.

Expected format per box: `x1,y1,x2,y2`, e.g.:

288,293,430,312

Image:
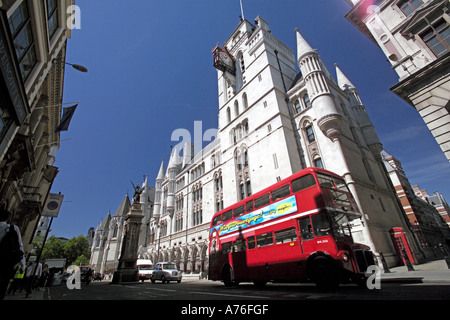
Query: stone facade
345,0,450,161
92,15,426,274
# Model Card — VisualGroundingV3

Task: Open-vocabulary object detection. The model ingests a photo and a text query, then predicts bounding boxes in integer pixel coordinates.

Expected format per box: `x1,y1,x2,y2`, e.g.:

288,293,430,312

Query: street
6,275,449,318
46,278,450,301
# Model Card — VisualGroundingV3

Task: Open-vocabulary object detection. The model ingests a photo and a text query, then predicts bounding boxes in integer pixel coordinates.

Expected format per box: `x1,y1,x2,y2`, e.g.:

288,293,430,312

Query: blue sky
50,0,450,239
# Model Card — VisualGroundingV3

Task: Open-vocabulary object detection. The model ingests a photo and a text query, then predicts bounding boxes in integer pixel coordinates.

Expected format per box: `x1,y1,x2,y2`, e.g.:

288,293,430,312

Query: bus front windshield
328,211,352,237
310,212,352,239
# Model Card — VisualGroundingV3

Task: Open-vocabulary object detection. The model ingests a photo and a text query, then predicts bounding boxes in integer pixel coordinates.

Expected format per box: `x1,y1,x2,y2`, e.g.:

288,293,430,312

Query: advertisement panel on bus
211,195,298,237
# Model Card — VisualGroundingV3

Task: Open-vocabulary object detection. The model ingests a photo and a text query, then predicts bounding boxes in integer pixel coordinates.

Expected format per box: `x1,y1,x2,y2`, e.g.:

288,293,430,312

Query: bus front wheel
309,257,340,289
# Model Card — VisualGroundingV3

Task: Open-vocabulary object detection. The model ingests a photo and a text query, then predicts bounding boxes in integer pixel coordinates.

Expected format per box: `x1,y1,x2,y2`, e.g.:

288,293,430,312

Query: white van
137,259,154,282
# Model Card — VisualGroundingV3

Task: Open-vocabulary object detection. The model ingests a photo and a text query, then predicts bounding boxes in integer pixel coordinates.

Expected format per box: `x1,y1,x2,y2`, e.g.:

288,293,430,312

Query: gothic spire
335,64,356,91
156,160,165,181
295,28,315,63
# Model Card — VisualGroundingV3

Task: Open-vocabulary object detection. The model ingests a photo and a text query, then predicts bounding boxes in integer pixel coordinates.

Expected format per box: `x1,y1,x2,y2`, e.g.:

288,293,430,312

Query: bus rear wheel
309,257,340,289
222,265,237,287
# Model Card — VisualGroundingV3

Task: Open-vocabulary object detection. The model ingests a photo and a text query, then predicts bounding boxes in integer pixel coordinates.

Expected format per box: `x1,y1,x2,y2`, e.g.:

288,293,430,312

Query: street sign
42,193,64,217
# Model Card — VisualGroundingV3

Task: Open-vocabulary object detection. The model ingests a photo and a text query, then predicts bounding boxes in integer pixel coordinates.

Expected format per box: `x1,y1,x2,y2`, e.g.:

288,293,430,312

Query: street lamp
52,59,88,73
65,62,88,73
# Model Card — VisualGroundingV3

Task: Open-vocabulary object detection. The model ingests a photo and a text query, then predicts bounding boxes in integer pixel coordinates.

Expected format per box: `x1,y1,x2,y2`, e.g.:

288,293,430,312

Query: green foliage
38,235,91,266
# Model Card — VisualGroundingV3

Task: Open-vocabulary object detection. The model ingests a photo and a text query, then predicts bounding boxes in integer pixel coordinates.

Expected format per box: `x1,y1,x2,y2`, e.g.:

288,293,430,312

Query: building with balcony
345,0,450,162
125,16,423,272
0,0,76,255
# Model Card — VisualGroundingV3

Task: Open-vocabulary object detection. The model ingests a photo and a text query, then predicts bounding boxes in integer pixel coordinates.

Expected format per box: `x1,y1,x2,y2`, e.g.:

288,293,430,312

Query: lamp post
52,59,88,73
65,62,88,73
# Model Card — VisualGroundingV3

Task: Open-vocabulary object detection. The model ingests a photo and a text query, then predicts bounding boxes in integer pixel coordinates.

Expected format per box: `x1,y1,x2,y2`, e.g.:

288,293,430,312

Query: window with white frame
398,0,424,16
46,0,58,39
8,1,37,80
421,18,450,58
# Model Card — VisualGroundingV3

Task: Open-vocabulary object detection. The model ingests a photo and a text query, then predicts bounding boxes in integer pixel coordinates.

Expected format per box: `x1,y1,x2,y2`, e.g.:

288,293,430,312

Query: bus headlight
341,252,349,262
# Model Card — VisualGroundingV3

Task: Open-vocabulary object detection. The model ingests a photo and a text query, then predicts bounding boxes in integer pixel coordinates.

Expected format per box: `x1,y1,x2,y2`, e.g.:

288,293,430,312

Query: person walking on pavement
0,208,24,300
25,261,42,293
7,263,25,295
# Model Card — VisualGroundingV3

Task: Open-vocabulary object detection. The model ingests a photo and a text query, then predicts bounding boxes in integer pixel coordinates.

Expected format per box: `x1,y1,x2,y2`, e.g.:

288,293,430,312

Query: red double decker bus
208,167,376,288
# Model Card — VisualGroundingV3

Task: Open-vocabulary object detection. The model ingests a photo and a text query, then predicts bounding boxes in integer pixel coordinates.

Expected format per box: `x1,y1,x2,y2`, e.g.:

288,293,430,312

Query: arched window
305,125,315,143
313,157,324,169
234,100,239,117
226,107,231,123
242,93,248,110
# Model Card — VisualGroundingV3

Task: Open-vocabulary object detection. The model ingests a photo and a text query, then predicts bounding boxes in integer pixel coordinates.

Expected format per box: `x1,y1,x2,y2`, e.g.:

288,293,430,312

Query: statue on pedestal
111,182,144,283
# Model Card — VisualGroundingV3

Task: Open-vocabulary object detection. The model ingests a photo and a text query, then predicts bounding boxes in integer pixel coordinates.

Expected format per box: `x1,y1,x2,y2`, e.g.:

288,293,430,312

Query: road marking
189,291,269,299
148,287,177,292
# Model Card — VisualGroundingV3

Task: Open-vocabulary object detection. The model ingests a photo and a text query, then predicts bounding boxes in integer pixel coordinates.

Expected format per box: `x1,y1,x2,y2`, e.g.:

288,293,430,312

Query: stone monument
112,185,144,283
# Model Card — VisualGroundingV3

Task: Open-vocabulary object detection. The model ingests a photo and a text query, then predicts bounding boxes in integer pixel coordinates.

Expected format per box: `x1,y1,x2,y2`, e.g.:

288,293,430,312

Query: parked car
151,262,182,283
80,266,93,285
93,273,103,281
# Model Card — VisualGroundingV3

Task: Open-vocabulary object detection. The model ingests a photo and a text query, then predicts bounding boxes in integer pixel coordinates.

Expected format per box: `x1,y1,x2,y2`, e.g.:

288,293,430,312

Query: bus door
231,238,248,280
298,216,315,254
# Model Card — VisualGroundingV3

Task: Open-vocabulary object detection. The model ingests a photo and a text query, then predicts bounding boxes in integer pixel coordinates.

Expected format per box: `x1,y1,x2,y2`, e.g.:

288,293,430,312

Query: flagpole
33,101,80,110
240,0,245,20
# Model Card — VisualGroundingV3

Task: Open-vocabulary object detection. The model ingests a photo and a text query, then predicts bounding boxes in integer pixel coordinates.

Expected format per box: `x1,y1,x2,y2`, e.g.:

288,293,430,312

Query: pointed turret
295,28,315,63
335,64,356,91
156,160,165,181
98,212,111,231
335,64,383,156
295,28,342,141
153,160,165,219
114,194,131,217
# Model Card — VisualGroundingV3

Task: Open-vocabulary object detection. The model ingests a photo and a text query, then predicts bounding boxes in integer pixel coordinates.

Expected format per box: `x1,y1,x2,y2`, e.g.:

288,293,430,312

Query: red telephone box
390,227,415,265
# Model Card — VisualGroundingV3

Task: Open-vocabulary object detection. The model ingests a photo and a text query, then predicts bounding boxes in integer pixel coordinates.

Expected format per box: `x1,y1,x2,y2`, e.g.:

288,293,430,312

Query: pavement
3,259,450,301
380,258,450,283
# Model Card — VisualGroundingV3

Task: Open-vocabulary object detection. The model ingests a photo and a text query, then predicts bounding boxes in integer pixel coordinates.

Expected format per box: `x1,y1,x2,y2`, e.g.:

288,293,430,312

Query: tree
64,235,91,266
41,236,65,261
34,235,91,267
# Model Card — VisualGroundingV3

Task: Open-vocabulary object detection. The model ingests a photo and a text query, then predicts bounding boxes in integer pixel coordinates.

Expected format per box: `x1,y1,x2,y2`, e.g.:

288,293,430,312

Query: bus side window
233,238,246,252
271,184,290,201
233,205,245,218
246,200,253,212
275,227,297,244
222,242,232,254
212,215,222,226
222,210,232,222
254,193,270,209
299,217,314,240
247,236,256,250
292,174,316,193
256,232,274,247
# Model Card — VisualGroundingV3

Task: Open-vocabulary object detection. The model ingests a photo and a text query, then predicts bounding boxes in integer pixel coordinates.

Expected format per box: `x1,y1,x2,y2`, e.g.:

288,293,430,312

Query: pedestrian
7,263,25,295
0,208,24,300
25,261,42,294
39,264,49,288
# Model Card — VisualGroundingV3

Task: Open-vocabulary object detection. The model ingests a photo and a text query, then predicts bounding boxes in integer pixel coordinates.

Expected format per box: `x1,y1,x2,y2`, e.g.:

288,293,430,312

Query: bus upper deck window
212,215,222,226
222,210,232,222
233,205,245,217
246,200,253,212
292,174,316,193
271,184,290,201
254,193,270,209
